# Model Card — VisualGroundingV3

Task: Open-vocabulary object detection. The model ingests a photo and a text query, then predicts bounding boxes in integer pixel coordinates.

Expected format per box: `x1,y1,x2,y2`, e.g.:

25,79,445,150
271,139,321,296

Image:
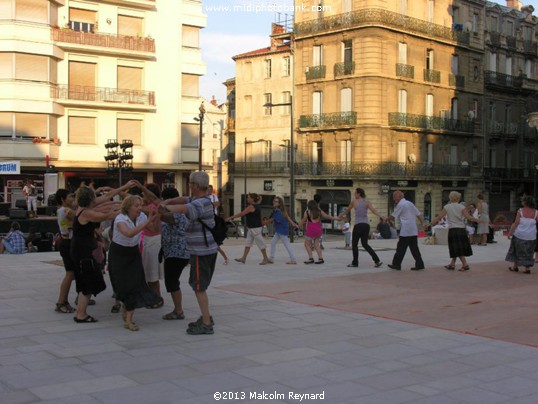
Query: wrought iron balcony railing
388,112,474,133
484,70,522,88
488,31,501,47
334,61,355,77
231,161,470,178
396,63,414,79
294,8,470,45
51,85,156,106
484,167,525,180
449,73,465,87
487,121,520,139
523,40,537,54
506,36,517,50
424,69,441,83
305,65,326,80
299,111,357,128
52,27,155,53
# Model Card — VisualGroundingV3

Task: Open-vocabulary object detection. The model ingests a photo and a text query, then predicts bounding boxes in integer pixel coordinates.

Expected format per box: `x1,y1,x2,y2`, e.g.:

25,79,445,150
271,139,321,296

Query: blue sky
199,0,538,104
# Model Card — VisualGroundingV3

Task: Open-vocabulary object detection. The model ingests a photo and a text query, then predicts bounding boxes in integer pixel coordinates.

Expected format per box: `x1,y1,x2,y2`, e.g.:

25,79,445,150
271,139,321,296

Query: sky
199,0,538,105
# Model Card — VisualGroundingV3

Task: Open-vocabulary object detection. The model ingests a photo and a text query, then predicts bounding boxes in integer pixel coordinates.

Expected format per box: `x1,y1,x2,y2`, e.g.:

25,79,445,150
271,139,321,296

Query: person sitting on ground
0,221,26,254
371,217,392,240
25,226,41,252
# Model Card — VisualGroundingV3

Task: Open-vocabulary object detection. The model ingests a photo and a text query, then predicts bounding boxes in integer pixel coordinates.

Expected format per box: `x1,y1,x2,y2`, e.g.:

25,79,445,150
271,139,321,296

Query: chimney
506,0,523,10
210,96,217,107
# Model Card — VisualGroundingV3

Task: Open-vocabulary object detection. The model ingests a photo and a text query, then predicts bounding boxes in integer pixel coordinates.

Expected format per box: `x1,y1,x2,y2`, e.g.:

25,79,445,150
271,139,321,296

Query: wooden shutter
181,74,199,97
182,25,199,47
68,116,95,144
69,8,96,23
15,54,48,82
69,61,95,87
117,119,141,145
181,123,199,148
0,112,13,137
0,53,13,79
0,0,13,19
15,0,47,23
15,113,47,138
118,15,143,37
118,66,142,90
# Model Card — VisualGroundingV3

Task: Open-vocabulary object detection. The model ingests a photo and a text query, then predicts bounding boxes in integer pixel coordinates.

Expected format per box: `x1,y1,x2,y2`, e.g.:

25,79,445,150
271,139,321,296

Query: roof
232,44,291,61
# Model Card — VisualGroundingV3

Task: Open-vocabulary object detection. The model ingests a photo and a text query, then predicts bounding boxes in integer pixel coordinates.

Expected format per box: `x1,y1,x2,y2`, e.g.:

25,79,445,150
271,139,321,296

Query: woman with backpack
226,193,271,265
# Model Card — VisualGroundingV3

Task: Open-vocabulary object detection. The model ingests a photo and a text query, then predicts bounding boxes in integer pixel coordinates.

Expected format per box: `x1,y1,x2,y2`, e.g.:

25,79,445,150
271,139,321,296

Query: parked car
226,220,245,238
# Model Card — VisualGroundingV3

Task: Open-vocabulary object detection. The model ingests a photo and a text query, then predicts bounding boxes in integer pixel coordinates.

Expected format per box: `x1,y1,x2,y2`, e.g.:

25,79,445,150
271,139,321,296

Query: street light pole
197,102,206,172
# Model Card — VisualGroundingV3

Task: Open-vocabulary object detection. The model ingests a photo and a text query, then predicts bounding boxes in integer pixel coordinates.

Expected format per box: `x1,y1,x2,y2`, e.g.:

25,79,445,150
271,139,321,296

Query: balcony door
68,61,96,100
340,88,352,112
313,91,323,125
312,141,323,174
398,43,407,64
398,141,406,164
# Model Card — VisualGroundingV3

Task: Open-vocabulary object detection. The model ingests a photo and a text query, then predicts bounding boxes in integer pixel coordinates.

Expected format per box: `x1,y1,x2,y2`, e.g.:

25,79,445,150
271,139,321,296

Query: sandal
523,268,531,274
162,311,185,320
458,266,470,272
73,315,98,323
315,259,325,264
444,265,455,270
508,266,519,272
124,321,139,331
304,258,314,264
146,297,164,309
55,303,75,313
111,303,122,313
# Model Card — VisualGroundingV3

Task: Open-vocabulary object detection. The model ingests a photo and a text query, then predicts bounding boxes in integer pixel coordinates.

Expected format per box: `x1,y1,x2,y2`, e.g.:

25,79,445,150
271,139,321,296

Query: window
117,118,142,145
342,0,352,13
342,40,352,62
506,57,512,76
69,8,96,32
427,143,433,165
489,101,496,121
473,13,479,33
282,139,291,166
425,94,434,117
449,145,458,165
488,51,497,72
282,56,290,76
506,20,514,36
427,0,434,22
69,61,96,100
263,140,271,164
181,123,198,148
117,66,142,90
398,90,407,113
399,0,407,15
264,59,272,79
119,15,143,37
340,88,352,112
489,147,496,168
264,93,272,115
451,55,459,74
182,25,199,47
526,59,532,78
397,141,406,163
426,49,434,70
0,53,50,82
490,15,498,32
313,45,323,66
182,74,199,97
68,116,95,144
340,140,351,165
312,141,322,164
0,113,49,139
451,98,458,119
313,91,322,114
451,6,458,24
473,99,479,119
398,43,407,64
281,91,291,115
16,0,48,23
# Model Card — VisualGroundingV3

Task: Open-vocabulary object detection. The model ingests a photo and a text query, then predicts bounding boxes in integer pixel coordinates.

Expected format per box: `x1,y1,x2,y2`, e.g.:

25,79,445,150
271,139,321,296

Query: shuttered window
117,119,142,145
15,53,48,82
68,116,95,144
0,0,13,19
118,15,143,37
15,0,48,23
181,123,198,148
15,113,47,138
0,112,13,137
0,53,13,79
182,74,199,97
182,25,199,47
118,66,142,90
69,8,96,23
69,61,95,87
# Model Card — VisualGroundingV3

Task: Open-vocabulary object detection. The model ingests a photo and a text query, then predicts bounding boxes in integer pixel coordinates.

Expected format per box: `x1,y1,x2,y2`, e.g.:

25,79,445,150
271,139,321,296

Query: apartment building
0,0,206,203
291,0,538,224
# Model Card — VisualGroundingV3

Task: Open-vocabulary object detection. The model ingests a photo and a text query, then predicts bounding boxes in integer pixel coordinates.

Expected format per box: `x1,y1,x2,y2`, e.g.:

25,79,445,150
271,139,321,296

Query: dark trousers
392,235,425,269
351,223,380,265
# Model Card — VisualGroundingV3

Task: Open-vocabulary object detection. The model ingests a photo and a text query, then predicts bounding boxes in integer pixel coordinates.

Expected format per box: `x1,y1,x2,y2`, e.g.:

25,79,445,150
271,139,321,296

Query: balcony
334,61,355,77
484,71,522,89
488,31,501,47
299,111,357,129
506,36,517,50
294,8,470,45
51,85,156,106
388,113,474,134
523,40,537,55
423,69,441,83
396,63,414,79
305,65,326,80
449,73,465,87
52,27,155,53
484,167,525,180
487,121,520,140
232,161,470,178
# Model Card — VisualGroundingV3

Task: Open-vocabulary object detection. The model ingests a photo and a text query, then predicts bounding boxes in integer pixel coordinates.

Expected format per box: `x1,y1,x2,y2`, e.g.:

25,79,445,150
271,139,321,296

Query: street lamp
194,101,206,172
104,139,133,186
263,95,295,240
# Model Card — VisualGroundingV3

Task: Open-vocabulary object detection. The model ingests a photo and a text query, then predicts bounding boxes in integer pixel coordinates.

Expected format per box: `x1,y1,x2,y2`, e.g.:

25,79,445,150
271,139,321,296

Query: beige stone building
0,0,206,204
292,0,538,226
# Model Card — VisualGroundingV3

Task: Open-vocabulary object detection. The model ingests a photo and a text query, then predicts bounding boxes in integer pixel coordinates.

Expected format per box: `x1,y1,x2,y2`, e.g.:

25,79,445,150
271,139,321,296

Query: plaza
1,234,538,403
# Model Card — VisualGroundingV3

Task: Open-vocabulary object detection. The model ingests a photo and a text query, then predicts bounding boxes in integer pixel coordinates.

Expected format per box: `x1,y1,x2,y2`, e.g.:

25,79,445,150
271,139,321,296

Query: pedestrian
22,179,38,218
71,183,129,323
264,196,299,264
428,191,479,271
387,190,426,271
476,193,491,246
506,195,537,274
108,195,161,331
227,193,271,265
160,171,218,335
466,203,479,244
341,217,351,248
298,200,339,264
0,221,26,254
159,187,189,320
53,189,76,313
339,187,383,268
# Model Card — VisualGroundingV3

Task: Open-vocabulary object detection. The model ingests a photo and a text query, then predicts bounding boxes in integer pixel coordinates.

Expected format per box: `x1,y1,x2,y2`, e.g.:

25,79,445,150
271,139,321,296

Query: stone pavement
2,234,538,403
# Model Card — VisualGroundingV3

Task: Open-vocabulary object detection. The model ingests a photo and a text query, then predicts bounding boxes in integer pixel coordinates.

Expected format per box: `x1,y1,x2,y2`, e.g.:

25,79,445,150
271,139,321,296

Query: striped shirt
185,196,217,256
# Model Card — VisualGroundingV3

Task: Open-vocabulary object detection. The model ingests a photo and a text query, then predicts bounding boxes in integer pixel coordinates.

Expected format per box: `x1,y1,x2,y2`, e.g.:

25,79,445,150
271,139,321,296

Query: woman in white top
506,195,537,274
108,195,160,331
429,191,479,271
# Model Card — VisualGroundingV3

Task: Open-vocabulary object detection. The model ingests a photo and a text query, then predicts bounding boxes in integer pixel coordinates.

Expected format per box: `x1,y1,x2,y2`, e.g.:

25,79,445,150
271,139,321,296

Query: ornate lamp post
194,102,206,172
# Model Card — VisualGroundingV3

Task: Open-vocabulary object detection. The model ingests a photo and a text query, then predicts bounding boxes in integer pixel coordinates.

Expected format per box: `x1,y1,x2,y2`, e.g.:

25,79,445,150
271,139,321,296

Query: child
0,221,26,254
299,200,339,264
341,217,351,249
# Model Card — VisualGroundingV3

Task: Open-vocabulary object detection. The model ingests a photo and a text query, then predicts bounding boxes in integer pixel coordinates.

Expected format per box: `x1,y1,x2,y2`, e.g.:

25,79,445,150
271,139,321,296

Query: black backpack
199,214,228,246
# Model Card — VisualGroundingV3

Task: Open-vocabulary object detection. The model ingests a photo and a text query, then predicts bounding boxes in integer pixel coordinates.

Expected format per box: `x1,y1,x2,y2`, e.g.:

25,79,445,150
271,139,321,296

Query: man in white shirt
207,185,220,215
388,190,425,271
